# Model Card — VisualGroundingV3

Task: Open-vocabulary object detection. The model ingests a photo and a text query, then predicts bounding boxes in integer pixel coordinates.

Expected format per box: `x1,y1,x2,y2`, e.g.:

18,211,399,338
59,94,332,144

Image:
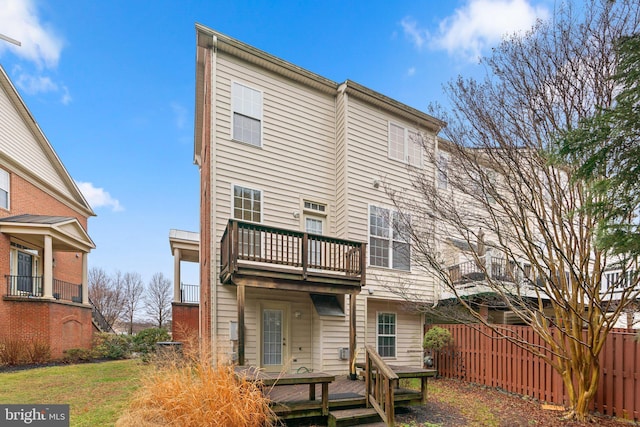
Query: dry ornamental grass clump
117,346,275,427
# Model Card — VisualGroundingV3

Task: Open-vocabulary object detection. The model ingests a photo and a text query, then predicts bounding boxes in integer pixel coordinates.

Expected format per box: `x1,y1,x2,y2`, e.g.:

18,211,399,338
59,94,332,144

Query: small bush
93,333,132,360
117,349,274,426
423,326,453,352
63,348,94,363
0,339,26,365
25,341,51,364
132,328,171,355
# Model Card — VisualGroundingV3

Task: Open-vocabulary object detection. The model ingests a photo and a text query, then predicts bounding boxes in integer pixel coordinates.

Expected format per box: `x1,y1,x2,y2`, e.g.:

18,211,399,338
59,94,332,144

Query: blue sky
0,0,552,286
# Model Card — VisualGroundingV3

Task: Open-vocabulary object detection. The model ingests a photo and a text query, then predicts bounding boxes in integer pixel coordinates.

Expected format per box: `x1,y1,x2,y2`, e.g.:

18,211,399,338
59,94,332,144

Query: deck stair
328,407,381,427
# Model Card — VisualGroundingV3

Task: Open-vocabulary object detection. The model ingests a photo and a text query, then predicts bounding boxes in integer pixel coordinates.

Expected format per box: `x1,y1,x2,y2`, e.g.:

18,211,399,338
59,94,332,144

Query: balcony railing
180,283,200,303
5,275,83,303
448,256,520,285
5,275,43,297
53,279,83,303
220,219,366,287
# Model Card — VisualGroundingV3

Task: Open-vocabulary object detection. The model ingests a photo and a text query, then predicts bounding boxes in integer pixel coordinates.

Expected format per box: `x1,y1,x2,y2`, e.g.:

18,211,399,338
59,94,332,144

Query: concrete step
328,407,381,427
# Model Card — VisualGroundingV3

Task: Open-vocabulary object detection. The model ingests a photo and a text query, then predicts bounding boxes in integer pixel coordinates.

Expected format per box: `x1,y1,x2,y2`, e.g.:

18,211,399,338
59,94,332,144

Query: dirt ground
393,377,638,427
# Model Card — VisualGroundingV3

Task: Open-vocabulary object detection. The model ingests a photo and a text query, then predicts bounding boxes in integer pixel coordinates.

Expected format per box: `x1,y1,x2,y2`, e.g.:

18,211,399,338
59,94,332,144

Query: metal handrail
180,283,200,303
88,297,114,333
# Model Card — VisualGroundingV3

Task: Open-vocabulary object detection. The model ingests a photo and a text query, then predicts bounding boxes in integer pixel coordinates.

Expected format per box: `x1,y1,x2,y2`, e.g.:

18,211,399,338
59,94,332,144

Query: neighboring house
169,228,199,343
0,66,96,359
185,25,449,375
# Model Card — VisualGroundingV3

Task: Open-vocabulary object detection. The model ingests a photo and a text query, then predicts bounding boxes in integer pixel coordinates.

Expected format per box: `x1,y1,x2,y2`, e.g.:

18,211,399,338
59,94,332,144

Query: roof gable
0,66,94,217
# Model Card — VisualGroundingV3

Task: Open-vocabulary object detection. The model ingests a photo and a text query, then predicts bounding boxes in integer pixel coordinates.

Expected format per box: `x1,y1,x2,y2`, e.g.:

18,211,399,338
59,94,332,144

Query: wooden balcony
448,256,518,287
220,219,366,294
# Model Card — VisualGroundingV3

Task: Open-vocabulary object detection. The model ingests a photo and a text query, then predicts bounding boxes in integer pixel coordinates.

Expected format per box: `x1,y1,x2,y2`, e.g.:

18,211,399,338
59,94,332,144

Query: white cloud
76,182,124,212
11,67,72,105
403,0,550,61
400,17,428,50
0,0,64,69
407,66,416,77
60,85,72,105
170,102,187,129
15,72,57,94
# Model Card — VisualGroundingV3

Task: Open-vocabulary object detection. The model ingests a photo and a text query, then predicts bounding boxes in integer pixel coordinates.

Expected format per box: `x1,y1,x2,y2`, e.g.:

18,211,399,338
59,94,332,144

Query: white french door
260,302,289,372
305,216,324,267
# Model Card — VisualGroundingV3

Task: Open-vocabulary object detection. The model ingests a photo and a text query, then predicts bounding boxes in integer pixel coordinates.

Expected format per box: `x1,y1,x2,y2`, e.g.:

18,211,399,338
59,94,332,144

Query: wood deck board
238,368,430,421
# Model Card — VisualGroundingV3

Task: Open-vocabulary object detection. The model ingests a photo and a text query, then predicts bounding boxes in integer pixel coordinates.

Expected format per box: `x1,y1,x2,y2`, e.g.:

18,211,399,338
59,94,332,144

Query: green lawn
0,360,146,426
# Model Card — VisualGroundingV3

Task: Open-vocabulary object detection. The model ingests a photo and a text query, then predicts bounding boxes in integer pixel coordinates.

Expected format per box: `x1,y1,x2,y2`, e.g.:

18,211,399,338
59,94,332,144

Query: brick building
0,66,96,359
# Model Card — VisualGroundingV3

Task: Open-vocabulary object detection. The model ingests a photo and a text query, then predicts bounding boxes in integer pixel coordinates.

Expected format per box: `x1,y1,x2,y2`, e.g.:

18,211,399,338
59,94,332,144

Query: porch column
43,235,53,299
173,248,181,303
82,252,88,304
349,292,357,377
237,284,245,365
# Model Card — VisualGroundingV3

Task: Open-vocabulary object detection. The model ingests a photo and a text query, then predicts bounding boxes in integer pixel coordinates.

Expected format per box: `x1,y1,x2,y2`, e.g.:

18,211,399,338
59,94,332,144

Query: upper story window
369,206,410,271
232,82,262,147
304,201,326,213
437,152,449,190
233,185,262,222
0,168,9,210
388,122,423,168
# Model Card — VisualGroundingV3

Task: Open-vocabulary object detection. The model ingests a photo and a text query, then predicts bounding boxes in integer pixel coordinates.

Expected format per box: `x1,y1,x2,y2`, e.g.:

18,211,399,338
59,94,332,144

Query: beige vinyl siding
313,293,368,374
212,52,339,371
215,287,314,372
0,86,75,202
335,90,348,239
213,54,336,236
315,309,351,373
366,298,423,367
344,96,437,302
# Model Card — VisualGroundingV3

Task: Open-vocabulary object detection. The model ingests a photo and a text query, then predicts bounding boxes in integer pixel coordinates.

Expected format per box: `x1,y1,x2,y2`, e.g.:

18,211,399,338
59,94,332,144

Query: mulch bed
395,378,638,426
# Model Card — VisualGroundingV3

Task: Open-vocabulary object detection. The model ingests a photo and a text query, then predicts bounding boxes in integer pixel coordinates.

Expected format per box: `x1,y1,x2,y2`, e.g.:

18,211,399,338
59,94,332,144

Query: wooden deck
236,367,436,422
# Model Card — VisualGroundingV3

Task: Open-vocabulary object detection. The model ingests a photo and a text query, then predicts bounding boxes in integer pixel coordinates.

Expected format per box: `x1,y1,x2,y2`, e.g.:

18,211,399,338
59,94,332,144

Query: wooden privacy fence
430,324,640,421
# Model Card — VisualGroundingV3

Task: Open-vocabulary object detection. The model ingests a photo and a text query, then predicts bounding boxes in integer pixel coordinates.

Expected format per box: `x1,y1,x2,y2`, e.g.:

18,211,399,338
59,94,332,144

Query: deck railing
448,256,523,286
364,345,398,426
5,275,43,297
220,219,365,284
180,283,199,303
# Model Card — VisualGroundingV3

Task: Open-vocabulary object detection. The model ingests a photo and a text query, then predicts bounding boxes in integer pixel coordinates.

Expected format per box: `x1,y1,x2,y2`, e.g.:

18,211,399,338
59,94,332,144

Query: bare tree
145,272,172,329
387,1,640,421
121,272,145,334
88,267,125,329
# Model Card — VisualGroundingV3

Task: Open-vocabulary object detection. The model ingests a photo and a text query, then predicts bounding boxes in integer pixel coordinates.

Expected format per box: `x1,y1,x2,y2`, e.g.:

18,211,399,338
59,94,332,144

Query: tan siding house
188,24,445,375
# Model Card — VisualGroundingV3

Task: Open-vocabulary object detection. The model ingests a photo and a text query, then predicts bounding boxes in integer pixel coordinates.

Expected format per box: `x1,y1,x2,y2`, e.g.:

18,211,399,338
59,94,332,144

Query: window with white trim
388,122,423,167
0,168,9,209
369,206,410,271
437,152,448,190
233,185,262,222
304,201,326,213
377,312,396,358
233,185,262,257
232,82,262,146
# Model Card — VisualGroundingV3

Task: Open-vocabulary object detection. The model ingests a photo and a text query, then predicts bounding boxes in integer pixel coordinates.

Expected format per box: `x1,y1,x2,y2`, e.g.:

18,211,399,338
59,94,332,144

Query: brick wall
172,302,199,344
0,172,88,285
0,299,92,359
0,167,93,359
199,47,212,353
